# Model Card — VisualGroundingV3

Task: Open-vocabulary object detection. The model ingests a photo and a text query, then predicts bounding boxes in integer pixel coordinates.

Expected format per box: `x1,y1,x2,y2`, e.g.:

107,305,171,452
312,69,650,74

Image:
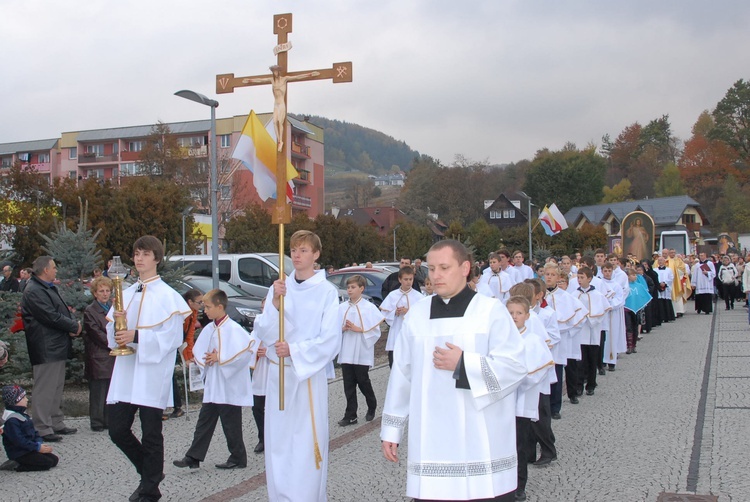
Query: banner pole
278,222,285,411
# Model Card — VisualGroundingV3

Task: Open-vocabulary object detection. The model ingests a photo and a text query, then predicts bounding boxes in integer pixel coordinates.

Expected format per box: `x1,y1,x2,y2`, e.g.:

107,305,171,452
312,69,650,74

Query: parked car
326,267,392,306
172,275,263,331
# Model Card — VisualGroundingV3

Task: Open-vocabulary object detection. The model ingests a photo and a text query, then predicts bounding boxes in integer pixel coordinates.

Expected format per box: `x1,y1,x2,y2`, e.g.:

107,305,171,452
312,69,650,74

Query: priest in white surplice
253,231,340,502
381,240,527,502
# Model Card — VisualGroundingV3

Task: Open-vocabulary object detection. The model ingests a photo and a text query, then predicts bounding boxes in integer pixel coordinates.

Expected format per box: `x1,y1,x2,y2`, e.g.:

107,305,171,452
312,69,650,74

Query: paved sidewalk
1,302,746,501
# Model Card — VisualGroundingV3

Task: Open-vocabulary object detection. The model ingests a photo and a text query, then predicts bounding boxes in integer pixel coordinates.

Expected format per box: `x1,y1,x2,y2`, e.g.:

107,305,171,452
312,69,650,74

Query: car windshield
186,277,247,298
263,254,294,277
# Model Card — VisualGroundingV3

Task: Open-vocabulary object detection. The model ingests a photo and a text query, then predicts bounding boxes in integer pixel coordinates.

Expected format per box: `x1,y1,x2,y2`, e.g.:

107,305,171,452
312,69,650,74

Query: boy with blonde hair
254,230,341,502
380,266,424,368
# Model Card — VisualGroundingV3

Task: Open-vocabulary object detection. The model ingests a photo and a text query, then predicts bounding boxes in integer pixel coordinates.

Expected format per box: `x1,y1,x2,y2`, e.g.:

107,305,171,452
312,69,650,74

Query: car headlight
236,308,258,318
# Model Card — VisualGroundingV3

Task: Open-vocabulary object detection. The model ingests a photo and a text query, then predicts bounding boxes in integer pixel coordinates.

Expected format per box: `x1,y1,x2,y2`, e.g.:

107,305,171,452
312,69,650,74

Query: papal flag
538,203,569,236
231,110,297,202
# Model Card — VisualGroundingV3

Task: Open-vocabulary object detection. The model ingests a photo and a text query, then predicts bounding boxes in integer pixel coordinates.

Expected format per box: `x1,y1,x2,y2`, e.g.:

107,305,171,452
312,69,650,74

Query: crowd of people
0,237,748,501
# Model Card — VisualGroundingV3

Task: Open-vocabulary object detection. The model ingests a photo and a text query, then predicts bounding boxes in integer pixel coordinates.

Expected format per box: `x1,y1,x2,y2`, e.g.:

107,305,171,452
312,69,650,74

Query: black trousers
580,344,599,391
564,359,580,399
15,451,59,471
252,394,265,443
531,393,556,461
387,350,394,368
108,402,165,501
695,293,713,314
341,363,377,419
550,364,564,414
171,374,182,409
721,283,736,309
516,416,533,492
598,331,607,370
88,378,111,429
186,403,246,467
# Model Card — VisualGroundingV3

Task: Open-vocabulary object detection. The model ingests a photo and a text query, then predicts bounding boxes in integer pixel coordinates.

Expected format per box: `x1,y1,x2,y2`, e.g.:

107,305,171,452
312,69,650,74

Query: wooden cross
215,13,352,413
216,12,352,224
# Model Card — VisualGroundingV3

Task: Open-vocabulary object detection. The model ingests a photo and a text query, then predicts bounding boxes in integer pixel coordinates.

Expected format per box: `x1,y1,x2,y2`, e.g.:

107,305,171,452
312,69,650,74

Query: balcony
292,194,312,208
294,169,311,184
28,163,51,173
79,153,119,164
166,146,208,158
291,141,310,158
121,151,141,161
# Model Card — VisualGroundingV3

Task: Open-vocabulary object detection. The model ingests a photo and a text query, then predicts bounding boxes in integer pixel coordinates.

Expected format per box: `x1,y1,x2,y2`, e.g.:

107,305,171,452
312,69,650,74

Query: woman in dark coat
82,276,115,431
640,260,661,328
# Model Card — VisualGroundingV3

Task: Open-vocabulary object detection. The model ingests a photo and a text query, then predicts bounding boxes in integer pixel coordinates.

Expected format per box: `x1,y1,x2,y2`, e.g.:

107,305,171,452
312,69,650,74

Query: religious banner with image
621,210,655,261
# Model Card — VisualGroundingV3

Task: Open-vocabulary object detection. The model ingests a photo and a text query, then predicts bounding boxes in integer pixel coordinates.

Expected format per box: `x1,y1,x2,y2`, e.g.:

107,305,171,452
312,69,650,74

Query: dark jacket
0,277,19,292
21,276,78,366
82,301,115,381
2,405,43,460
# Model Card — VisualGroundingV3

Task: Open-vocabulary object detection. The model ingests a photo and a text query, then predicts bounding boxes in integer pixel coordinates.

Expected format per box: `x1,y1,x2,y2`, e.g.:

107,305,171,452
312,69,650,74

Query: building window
128,141,143,152
220,134,231,148
220,159,230,173
85,144,104,157
69,170,77,179
489,210,501,219
178,136,204,148
503,209,515,219
120,162,142,176
683,213,696,224
69,147,77,159
220,185,231,200
112,142,119,155
38,153,50,163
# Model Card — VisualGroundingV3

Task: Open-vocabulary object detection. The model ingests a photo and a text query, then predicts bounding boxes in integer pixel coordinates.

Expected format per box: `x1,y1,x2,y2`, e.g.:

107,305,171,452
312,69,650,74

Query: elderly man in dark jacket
21,256,81,442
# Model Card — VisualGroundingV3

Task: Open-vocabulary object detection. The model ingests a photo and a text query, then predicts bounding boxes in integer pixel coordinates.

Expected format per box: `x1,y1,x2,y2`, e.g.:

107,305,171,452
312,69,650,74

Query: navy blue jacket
2,405,42,460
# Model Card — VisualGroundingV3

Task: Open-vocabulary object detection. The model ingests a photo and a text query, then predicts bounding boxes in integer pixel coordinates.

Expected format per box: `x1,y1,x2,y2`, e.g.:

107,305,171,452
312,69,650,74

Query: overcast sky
2,0,749,166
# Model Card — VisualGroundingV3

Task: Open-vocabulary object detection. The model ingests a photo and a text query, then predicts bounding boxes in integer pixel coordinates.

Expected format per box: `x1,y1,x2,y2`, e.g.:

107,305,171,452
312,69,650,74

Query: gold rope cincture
307,379,323,469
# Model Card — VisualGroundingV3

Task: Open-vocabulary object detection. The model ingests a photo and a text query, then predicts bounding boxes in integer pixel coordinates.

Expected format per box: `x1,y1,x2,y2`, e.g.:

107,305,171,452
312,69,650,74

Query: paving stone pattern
1,302,747,501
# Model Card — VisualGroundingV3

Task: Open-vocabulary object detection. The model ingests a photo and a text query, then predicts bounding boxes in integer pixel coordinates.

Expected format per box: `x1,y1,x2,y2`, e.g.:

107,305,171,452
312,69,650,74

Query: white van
170,253,293,298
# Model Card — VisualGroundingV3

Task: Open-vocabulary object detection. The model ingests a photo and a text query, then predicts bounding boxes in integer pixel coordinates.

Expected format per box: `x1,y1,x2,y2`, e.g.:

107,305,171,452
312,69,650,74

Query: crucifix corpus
216,13,352,410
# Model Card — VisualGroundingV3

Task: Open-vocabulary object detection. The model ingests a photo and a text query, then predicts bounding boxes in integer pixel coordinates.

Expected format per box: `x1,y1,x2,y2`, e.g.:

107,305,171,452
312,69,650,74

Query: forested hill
293,114,420,174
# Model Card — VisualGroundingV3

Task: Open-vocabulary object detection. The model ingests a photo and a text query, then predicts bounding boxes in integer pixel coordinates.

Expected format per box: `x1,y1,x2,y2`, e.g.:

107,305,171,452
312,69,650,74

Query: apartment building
0,113,326,219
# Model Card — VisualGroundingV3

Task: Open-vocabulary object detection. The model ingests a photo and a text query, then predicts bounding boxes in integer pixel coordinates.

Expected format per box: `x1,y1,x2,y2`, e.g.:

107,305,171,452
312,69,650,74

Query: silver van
170,253,293,298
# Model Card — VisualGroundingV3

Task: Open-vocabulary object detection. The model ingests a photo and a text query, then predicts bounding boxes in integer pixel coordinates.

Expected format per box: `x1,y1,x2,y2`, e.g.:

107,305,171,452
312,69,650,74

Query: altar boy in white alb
253,230,340,502
382,240,527,502
173,289,256,471
106,236,191,502
380,266,424,368
337,275,384,426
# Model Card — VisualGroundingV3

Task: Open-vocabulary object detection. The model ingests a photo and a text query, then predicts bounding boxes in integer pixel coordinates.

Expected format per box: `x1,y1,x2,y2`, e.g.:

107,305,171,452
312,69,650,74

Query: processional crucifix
216,13,352,410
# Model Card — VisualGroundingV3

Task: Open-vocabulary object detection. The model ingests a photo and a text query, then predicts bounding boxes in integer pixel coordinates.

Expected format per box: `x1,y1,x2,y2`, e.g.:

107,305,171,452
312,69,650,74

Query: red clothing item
182,310,198,361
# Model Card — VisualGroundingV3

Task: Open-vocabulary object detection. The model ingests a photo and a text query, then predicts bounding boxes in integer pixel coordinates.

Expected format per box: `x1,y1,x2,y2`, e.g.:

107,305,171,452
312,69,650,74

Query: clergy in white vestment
380,269,425,367
382,240,527,502
600,264,627,368
106,236,191,502
253,230,341,502
655,257,677,323
573,267,611,394
691,252,716,315
506,296,554,501
336,275,384,425
478,253,512,302
174,289,256,470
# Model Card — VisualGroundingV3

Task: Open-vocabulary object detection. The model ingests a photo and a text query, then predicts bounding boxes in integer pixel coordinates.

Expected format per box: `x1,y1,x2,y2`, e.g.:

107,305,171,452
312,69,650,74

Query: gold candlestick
109,256,135,356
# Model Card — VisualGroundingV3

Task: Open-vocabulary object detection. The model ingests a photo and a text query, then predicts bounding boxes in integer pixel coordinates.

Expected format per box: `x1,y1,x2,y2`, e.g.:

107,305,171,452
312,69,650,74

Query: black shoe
533,455,557,467
55,427,77,435
0,459,18,471
42,434,62,442
569,396,579,404
338,417,357,426
576,390,583,397
586,389,595,396
173,456,200,469
170,408,185,419
551,412,561,420
607,364,616,372
129,474,165,501
515,489,527,501
598,368,606,375
365,410,375,422
254,442,264,453
91,426,105,432
215,461,245,469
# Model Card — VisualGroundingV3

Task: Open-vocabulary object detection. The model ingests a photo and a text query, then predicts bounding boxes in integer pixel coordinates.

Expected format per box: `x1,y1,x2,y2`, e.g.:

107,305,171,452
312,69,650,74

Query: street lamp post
175,90,220,290
518,191,534,261
392,224,401,262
